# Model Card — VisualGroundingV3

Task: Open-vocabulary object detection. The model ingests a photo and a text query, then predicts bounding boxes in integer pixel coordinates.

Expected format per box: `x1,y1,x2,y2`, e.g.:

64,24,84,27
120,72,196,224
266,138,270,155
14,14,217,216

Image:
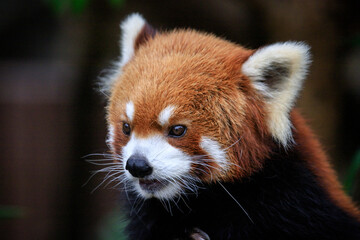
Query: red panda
101,13,360,240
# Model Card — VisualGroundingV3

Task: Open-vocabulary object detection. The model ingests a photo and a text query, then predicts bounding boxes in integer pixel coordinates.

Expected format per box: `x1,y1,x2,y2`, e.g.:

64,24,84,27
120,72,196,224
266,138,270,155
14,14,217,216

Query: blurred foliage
98,207,128,240
45,0,125,14
0,205,25,219
344,149,360,196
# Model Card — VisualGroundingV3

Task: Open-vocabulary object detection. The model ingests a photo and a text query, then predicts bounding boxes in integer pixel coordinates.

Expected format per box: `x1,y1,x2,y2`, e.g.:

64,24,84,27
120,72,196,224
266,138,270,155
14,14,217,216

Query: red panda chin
134,177,191,200
138,178,168,194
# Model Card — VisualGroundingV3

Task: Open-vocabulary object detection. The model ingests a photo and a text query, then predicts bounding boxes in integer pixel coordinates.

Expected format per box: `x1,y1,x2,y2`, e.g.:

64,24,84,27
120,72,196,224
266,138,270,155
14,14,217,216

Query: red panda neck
291,109,360,221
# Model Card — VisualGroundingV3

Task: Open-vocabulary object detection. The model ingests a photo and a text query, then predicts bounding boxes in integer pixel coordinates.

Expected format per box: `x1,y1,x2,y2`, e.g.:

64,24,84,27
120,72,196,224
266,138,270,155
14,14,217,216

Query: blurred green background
1,0,359,239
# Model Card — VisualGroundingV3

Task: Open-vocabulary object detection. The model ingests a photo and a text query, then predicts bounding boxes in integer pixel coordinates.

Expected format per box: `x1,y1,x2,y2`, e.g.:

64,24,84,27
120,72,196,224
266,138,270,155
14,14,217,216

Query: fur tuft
119,13,147,67
98,13,147,96
242,42,311,146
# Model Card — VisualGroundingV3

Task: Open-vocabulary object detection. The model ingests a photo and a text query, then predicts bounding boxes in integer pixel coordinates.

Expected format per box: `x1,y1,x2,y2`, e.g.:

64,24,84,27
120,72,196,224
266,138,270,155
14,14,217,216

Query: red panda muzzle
125,154,153,178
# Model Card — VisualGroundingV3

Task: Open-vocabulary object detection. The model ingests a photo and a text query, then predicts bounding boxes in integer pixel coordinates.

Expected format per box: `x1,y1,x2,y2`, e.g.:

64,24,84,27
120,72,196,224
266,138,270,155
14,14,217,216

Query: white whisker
218,181,253,224
224,137,242,151
84,152,125,193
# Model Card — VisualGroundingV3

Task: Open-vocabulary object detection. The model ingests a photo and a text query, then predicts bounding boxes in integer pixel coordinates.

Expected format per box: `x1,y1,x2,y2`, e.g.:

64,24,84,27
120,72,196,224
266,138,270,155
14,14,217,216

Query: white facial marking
200,137,229,172
158,105,176,126
126,101,135,122
122,134,193,199
106,124,115,150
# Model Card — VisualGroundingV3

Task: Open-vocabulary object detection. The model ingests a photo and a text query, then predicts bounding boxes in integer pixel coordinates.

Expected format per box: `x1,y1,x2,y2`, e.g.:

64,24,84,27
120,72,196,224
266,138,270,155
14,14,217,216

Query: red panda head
103,13,310,200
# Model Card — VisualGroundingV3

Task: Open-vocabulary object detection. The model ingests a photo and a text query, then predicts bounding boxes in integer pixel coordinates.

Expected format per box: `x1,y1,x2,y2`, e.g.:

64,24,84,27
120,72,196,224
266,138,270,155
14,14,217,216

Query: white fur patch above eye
158,105,176,126
126,101,135,122
200,137,229,171
119,13,146,67
242,42,310,146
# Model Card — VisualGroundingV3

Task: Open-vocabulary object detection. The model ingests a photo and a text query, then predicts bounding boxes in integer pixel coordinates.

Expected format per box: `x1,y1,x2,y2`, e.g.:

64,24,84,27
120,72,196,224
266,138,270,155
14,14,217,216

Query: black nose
125,154,153,178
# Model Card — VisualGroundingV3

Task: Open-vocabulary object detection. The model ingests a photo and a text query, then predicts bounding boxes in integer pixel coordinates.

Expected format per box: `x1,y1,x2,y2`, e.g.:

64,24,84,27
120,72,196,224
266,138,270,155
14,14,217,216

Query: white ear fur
99,13,146,96
242,42,311,146
119,13,147,67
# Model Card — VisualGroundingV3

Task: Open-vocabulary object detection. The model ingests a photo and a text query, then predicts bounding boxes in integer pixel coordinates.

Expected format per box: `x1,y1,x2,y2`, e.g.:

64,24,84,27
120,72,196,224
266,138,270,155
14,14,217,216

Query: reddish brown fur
108,30,273,183
108,28,359,219
291,110,360,220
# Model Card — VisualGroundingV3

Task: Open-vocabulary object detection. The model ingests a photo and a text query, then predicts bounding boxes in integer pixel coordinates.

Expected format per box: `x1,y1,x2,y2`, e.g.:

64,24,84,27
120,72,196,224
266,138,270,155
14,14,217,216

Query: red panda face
104,14,310,200
107,51,252,199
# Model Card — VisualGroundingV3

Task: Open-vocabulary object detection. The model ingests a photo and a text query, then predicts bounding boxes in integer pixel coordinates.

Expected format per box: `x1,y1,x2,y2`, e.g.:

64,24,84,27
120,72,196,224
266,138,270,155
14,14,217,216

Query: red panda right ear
119,13,156,67
99,13,156,96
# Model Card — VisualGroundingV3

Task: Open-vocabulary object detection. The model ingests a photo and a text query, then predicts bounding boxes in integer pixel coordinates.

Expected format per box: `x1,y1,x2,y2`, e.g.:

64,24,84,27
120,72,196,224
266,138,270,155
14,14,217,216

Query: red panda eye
122,122,131,136
168,125,187,138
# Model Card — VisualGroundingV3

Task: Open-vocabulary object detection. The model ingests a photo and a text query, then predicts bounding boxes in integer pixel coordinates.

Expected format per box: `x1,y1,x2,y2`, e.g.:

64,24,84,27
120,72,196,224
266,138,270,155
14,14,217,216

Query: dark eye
168,125,187,138
122,122,131,136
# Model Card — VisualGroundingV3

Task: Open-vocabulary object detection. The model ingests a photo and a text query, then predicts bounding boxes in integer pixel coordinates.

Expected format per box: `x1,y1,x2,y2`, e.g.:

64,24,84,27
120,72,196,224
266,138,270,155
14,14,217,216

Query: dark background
1,0,359,239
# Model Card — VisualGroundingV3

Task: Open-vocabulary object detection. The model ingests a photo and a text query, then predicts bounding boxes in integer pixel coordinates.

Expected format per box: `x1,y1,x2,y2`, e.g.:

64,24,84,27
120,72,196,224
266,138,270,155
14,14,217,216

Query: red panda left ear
242,42,311,146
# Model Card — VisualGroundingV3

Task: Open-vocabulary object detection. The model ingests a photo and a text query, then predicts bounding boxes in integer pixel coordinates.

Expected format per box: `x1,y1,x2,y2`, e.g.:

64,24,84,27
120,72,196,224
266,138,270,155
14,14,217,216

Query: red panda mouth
139,179,168,192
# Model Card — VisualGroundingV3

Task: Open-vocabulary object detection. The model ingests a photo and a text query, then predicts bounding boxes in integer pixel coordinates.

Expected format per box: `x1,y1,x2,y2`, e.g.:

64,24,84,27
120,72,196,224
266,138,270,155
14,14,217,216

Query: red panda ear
119,13,156,67
99,13,156,95
242,42,311,146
